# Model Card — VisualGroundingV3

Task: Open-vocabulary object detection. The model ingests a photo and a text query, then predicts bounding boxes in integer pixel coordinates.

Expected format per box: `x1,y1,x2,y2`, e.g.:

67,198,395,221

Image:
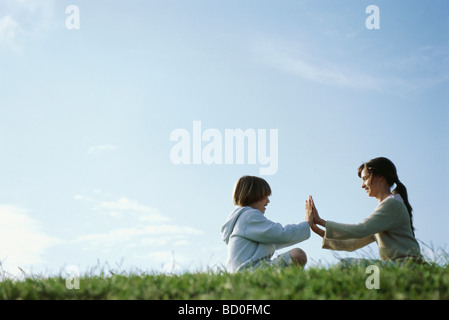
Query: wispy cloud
75,224,201,246
252,38,381,90
0,0,55,52
97,197,168,221
385,45,449,93
253,38,449,96
0,204,60,277
74,194,168,222
87,145,118,154
0,15,21,52
73,192,203,259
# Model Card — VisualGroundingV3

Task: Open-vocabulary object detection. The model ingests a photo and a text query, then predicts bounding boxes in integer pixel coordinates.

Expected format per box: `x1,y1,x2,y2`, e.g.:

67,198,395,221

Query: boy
221,176,311,272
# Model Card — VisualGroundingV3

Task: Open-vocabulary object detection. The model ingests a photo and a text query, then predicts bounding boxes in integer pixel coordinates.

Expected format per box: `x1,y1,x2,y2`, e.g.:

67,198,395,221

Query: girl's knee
290,248,307,266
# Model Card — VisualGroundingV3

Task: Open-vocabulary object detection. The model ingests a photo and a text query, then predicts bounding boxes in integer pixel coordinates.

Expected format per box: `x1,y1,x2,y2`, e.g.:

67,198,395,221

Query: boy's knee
290,248,307,266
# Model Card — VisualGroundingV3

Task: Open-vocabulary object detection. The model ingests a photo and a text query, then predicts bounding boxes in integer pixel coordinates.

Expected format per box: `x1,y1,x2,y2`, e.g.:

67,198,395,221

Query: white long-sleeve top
221,206,310,272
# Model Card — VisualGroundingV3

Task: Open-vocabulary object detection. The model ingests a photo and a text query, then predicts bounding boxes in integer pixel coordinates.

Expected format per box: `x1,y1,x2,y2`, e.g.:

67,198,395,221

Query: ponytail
393,180,415,236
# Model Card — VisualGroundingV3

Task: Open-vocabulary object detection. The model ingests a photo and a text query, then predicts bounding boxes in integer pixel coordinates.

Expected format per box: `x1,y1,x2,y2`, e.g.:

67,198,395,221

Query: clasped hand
305,195,326,238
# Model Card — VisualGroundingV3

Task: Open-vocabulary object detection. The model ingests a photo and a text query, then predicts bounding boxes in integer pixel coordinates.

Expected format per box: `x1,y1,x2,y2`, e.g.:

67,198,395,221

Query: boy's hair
233,175,271,206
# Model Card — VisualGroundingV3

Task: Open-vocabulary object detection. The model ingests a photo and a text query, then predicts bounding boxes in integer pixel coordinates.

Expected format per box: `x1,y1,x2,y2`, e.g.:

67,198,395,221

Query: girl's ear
375,175,388,184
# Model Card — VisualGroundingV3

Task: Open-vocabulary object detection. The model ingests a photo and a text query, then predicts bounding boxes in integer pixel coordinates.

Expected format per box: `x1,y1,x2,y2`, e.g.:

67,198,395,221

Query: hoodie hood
221,206,252,244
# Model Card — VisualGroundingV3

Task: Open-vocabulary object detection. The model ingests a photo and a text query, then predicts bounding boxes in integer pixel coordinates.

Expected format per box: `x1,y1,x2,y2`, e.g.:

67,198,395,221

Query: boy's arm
243,213,310,245
275,230,310,250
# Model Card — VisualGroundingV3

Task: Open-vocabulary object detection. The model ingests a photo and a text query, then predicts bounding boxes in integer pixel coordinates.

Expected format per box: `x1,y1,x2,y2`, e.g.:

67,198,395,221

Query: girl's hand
306,195,325,238
310,196,326,227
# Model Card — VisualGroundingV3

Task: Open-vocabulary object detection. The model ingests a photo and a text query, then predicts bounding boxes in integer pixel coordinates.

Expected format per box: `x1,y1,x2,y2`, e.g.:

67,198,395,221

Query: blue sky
0,0,448,277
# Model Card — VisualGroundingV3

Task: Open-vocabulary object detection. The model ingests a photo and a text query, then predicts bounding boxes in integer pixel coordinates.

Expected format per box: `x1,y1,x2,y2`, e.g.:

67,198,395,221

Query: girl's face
250,196,270,214
361,167,381,198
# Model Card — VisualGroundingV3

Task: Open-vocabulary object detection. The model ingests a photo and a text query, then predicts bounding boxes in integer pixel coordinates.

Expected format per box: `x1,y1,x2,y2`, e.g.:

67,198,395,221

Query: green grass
1,262,448,300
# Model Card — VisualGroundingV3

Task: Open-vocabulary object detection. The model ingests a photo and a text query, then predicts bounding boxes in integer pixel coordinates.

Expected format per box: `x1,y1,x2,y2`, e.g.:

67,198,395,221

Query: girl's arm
325,198,400,240
308,196,400,241
322,235,376,252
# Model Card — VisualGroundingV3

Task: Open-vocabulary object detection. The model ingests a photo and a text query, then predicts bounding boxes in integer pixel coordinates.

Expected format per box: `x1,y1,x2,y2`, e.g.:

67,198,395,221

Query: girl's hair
233,175,272,206
357,157,415,236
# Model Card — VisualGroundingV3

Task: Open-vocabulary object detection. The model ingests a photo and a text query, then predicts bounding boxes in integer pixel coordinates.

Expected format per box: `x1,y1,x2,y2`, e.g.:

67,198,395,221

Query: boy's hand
305,195,325,238
305,195,314,225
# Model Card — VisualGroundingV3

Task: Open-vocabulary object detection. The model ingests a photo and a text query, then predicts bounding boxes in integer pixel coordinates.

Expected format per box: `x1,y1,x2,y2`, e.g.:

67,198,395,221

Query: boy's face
250,196,270,214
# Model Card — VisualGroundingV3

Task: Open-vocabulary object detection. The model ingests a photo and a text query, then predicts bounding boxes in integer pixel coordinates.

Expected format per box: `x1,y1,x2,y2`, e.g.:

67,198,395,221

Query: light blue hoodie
221,206,310,272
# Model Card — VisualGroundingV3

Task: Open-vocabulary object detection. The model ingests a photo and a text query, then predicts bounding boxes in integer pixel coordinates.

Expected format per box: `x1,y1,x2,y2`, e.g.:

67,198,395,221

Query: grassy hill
1,262,447,300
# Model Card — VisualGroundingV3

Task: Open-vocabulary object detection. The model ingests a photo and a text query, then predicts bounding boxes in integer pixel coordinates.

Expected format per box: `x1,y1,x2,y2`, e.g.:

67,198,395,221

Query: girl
307,157,423,266
221,175,311,272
